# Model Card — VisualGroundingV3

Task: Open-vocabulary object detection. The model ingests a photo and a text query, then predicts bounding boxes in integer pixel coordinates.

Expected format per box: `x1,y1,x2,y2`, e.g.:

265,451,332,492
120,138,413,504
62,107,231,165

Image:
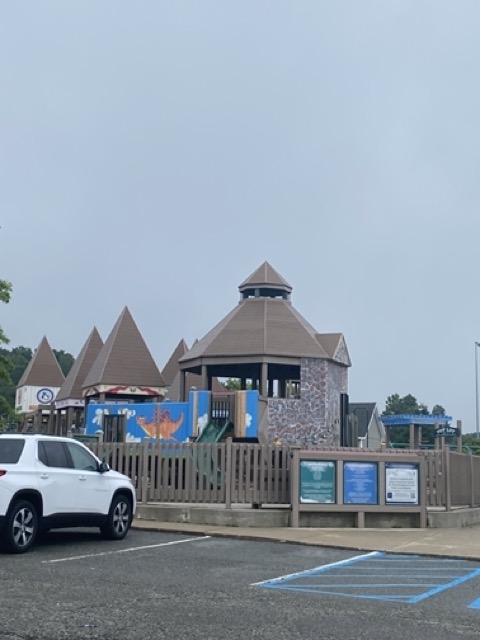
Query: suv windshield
0,439,25,463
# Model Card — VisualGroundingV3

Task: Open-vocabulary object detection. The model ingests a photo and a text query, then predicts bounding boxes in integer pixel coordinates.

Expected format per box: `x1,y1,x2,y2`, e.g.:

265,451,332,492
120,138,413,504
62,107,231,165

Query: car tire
100,494,132,541
2,499,38,554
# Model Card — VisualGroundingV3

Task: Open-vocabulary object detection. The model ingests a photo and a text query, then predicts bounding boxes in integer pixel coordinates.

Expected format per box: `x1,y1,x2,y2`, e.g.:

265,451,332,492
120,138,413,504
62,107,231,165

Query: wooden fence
89,439,290,507
88,441,480,511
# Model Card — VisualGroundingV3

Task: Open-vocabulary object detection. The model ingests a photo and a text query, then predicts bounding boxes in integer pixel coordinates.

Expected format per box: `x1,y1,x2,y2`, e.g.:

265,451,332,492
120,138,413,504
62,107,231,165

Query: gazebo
178,261,351,445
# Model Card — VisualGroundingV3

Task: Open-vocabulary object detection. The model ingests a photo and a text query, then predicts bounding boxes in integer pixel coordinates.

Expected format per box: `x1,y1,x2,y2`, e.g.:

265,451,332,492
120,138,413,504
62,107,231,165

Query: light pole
475,342,480,436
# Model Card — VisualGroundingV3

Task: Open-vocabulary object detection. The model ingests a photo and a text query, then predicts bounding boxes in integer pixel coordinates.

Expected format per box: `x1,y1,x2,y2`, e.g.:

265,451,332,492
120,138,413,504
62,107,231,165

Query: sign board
434,425,459,437
15,385,60,414
343,462,378,504
299,460,336,504
385,462,419,504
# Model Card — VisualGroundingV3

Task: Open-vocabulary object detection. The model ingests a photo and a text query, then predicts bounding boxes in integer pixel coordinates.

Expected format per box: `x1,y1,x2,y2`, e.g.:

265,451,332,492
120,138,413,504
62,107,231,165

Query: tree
0,279,12,380
383,394,428,416
383,393,449,449
0,279,13,426
53,349,74,377
431,404,445,415
222,378,241,391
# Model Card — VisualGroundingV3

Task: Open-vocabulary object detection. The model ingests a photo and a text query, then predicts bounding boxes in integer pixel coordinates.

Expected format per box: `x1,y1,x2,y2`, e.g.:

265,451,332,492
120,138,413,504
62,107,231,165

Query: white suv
0,434,136,553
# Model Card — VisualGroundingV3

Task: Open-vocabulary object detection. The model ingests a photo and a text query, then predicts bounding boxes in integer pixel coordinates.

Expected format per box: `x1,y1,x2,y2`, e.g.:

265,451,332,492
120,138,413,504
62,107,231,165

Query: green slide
195,421,234,443
194,421,234,488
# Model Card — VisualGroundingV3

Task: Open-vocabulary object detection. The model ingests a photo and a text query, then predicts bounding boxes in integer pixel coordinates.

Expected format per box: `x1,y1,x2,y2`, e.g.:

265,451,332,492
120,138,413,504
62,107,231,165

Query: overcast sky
2,2,480,430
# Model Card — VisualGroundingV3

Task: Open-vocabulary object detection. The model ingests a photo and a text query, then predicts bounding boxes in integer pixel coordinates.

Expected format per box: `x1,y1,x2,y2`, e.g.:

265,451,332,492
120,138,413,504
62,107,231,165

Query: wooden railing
88,441,480,511
88,439,291,507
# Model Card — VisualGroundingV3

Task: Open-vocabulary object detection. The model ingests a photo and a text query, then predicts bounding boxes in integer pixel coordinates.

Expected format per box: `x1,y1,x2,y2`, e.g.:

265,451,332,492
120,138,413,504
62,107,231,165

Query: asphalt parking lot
2,529,480,640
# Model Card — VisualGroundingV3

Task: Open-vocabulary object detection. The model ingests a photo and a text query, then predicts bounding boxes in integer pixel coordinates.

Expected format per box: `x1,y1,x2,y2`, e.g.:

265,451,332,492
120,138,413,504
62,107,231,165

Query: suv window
0,439,25,463
65,442,98,471
38,441,69,468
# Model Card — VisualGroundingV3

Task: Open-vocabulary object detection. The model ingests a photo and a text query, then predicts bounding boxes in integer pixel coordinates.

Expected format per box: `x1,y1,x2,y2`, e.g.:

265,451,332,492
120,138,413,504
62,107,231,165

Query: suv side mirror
98,461,110,474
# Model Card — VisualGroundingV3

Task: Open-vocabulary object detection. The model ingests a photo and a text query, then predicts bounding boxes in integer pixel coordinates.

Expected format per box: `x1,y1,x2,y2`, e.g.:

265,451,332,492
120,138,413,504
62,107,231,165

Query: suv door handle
39,473,49,479
78,476,86,481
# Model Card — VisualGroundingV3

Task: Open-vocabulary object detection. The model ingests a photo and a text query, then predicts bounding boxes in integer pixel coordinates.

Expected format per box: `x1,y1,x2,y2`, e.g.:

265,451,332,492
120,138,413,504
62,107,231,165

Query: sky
1,1,480,431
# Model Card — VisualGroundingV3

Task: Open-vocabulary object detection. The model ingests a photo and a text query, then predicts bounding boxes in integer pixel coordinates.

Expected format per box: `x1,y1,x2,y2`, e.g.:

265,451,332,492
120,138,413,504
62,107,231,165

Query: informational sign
343,462,378,504
434,425,459,437
385,462,419,504
299,460,336,504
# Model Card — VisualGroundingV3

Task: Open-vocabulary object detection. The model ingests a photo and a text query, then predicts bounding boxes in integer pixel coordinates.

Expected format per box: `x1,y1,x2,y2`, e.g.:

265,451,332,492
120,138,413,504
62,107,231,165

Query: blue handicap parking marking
254,552,480,604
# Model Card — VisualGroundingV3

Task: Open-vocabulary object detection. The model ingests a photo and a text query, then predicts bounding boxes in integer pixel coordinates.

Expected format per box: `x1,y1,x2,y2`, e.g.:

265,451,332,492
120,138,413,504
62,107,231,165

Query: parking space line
41,536,211,564
253,552,480,605
251,552,380,586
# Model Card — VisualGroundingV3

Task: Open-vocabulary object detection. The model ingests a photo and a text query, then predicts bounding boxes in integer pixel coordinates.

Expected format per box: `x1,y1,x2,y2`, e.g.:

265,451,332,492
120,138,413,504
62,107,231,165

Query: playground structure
16,262,363,448
83,388,264,444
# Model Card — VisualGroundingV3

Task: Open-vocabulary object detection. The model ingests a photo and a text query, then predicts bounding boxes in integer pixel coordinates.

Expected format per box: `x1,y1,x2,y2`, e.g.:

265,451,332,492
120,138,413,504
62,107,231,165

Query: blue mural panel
85,401,190,442
245,390,259,437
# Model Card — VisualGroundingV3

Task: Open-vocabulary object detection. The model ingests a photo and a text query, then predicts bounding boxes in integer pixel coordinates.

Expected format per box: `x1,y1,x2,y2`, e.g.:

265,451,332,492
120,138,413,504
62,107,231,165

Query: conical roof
55,327,103,403
17,336,65,387
82,307,165,389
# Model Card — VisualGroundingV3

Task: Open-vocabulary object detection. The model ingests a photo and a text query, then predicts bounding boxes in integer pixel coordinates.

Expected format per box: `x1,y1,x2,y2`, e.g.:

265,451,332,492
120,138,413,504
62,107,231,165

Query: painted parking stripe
254,552,480,604
468,597,480,609
41,536,211,564
251,552,381,586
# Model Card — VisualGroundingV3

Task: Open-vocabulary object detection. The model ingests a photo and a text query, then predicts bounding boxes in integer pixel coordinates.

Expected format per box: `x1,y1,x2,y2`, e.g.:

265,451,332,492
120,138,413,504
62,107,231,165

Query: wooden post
409,423,415,449
141,438,149,504
225,437,232,509
290,449,300,527
444,447,451,512
261,362,268,398
456,419,462,453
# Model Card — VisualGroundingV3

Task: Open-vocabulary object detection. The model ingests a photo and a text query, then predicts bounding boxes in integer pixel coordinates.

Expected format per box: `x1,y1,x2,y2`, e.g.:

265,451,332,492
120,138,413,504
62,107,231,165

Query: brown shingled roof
17,336,65,388
161,339,189,387
162,339,224,400
179,263,350,367
82,307,166,389
55,327,103,403
315,333,351,366
239,261,292,292
179,298,329,362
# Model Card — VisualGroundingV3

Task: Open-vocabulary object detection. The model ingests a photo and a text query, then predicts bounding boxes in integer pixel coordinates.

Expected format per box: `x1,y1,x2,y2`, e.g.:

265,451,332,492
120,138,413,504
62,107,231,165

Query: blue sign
343,462,378,504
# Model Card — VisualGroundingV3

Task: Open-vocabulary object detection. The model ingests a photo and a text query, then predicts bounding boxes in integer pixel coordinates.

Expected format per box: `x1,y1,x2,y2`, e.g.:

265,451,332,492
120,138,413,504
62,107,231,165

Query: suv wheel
2,500,38,554
100,495,131,540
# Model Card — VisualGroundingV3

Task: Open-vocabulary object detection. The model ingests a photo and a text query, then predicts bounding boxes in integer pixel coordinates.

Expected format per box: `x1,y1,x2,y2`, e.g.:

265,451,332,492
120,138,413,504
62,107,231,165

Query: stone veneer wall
267,357,348,445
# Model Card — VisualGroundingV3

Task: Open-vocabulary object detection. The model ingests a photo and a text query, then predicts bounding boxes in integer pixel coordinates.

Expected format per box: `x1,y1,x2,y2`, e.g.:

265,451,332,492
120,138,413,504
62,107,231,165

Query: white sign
385,463,419,504
15,385,61,414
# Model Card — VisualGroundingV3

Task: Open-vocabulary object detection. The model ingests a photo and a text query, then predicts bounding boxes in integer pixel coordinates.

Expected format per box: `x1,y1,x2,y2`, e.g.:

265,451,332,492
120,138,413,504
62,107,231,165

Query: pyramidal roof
17,336,65,388
179,263,350,364
161,339,189,386
82,307,166,389
55,327,103,403
239,261,292,293
162,339,224,400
